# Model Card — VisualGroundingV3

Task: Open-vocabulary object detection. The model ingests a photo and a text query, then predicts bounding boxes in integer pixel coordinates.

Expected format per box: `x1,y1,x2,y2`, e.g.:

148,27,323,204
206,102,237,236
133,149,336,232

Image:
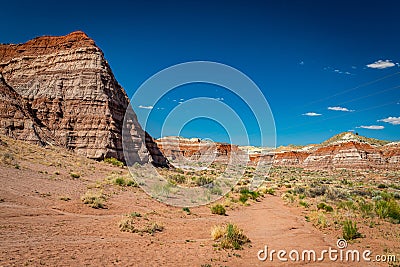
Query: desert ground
0,135,398,266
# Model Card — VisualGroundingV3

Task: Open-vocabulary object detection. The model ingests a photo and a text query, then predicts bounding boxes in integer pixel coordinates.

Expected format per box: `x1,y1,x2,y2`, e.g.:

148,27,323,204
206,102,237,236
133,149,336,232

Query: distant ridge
321,132,390,147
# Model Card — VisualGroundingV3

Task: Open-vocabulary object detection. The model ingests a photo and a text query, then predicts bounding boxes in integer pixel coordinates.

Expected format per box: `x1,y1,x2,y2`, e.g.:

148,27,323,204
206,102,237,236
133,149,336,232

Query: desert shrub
326,187,348,200
299,200,309,208
239,188,260,201
317,202,333,212
375,200,400,223
112,175,137,187
119,217,163,234
239,194,249,204
298,194,306,200
145,222,164,234
379,191,394,201
358,201,374,218
175,168,184,174
1,152,15,165
104,157,124,167
337,200,356,211
128,212,142,218
81,190,106,209
309,211,328,228
293,186,306,195
210,204,226,215
70,172,80,179
282,192,295,203
377,183,388,189
211,223,250,250
342,220,361,240
182,207,191,214
170,174,186,184
195,176,213,186
387,200,400,223
211,225,225,240
210,186,223,195
307,185,327,198
119,217,137,233
264,188,275,195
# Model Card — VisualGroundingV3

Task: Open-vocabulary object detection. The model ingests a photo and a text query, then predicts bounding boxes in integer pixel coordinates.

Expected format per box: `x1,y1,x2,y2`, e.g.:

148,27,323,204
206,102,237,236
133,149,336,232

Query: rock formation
156,136,240,162
0,31,169,167
0,73,52,144
156,132,399,169
270,132,399,169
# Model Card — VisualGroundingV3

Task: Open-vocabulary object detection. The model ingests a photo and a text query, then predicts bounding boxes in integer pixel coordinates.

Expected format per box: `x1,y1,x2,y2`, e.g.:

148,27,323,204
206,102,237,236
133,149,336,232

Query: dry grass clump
210,204,226,215
211,223,250,249
119,213,164,235
81,190,106,209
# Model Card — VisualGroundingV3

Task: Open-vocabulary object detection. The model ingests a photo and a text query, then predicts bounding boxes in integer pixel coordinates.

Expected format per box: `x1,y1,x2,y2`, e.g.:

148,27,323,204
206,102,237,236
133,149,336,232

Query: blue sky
1,0,399,146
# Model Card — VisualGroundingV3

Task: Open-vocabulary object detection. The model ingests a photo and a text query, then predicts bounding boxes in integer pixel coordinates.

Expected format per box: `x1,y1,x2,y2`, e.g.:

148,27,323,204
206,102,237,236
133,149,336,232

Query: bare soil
0,136,394,266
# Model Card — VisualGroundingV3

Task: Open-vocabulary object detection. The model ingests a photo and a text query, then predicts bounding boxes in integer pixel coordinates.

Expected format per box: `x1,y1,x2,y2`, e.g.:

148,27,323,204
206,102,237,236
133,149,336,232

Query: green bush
170,174,186,184
264,188,275,195
299,200,309,208
358,201,373,218
342,220,361,240
182,207,191,215
210,204,226,215
104,157,124,167
375,200,400,223
112,175,137,187
239,194,248,204
317,202,333,212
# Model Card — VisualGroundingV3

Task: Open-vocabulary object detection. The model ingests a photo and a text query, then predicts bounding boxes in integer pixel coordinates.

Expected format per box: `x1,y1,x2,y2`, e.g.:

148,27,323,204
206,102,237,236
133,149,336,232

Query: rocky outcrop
270,133,399,169
273,151,310,166
302,141,384,168
0,31,169,167
0,73,50,144
156,136,240,162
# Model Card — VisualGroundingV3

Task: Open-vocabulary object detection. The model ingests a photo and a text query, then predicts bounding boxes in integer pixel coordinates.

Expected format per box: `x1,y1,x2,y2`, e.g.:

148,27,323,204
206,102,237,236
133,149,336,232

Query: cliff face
0,73,49,144
0,31,169,167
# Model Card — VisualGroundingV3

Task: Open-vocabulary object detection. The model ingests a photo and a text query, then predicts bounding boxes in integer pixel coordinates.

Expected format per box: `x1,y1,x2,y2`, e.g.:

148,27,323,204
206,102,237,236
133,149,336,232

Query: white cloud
138,105,153,110
328,68,352,75
366,60,396,69
303,112,322,116
378,116,400,125
328,106,354,112
356,125,384,130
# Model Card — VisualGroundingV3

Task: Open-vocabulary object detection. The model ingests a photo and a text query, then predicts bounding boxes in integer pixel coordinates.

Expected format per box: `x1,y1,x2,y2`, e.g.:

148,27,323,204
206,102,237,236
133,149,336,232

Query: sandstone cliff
0,31,169,167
